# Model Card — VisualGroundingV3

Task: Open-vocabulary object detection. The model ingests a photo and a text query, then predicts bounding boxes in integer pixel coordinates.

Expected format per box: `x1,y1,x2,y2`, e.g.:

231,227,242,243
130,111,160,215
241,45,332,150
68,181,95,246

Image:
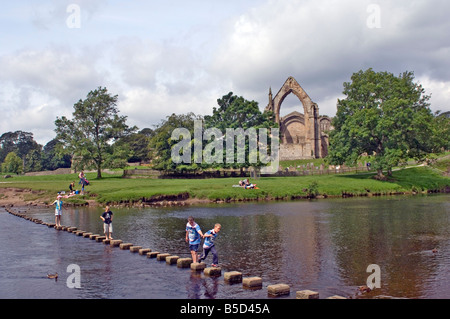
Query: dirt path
0,188,39,207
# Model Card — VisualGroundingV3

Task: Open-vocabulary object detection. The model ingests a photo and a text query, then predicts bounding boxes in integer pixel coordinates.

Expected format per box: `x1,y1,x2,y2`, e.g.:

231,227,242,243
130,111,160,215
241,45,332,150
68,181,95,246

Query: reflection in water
186,272,220,299
1,194,449,299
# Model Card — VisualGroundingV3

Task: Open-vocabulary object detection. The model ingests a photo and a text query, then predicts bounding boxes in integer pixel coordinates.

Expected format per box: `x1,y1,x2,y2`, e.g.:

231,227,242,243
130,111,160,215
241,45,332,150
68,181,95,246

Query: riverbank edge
1,184,449,209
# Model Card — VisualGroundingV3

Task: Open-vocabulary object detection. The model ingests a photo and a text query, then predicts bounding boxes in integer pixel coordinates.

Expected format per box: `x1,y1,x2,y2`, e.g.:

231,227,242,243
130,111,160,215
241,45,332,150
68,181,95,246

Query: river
1,194,449,299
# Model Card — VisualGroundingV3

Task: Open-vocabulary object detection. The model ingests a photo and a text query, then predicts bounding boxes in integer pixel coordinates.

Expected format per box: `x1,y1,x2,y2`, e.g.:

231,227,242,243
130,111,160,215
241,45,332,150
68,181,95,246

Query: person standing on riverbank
100,206,114,240
199,223,221,267
185,216,204,263
78,171,84,184
52,195,63,227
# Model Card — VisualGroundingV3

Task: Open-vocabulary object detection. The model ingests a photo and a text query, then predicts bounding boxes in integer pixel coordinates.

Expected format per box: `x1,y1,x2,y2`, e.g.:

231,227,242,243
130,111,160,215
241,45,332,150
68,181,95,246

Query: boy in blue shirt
185,216,204,263
199,223,221,267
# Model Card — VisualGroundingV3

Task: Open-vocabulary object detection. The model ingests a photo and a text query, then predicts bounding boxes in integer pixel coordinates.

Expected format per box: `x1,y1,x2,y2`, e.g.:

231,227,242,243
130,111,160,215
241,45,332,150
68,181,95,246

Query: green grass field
1,166,448,205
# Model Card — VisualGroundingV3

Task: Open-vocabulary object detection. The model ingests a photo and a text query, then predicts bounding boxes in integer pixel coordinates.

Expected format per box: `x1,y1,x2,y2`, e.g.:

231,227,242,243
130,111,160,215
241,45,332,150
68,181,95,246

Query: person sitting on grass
69,181,75,194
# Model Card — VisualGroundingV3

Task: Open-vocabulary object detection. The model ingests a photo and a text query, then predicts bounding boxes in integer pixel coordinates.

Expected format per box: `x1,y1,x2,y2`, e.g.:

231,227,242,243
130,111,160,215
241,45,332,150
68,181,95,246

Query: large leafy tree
41,139,72,171
328,69,446,178
1,152,23,174
203,92,277,170
150,112,203,172
112,128,153,164
0,131,42,165
55,87,137,178
204,92,275,131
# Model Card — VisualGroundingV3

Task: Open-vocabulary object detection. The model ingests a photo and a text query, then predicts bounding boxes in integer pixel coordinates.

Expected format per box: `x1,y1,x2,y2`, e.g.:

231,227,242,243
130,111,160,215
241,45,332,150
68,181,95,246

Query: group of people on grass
66,171,90,196
238,178,257,189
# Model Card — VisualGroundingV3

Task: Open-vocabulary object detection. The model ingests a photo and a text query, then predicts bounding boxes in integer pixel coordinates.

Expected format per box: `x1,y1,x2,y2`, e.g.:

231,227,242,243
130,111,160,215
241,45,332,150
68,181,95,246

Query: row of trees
54,88,276,178
1,69,449,178
0,128,154,175
0,131,71,174
149,92,277,173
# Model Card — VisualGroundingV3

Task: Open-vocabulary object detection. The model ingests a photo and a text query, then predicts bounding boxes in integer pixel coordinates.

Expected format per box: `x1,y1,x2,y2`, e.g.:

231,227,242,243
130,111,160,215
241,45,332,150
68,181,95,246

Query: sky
1,0,449,145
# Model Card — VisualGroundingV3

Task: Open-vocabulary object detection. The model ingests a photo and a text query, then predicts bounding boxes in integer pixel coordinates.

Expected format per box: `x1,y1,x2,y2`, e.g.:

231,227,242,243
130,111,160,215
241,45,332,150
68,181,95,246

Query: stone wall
24,168,72,176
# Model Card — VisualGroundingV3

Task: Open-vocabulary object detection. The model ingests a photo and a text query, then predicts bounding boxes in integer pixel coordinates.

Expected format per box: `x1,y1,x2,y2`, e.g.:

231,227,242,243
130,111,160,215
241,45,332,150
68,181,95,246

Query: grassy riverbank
1,166,449,207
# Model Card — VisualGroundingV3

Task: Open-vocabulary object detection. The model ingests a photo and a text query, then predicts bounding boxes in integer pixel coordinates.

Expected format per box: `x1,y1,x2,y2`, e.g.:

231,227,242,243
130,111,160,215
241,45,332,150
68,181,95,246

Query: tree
54,87,137,178
204,92,275,131
113,130,153,163
24,149,42,173
150,112,203,172
328,69,444,178
41,139,72,171
0,131,42,167
150,94,277,173
203,92,277,170
1,152,23,174
435,111,450,151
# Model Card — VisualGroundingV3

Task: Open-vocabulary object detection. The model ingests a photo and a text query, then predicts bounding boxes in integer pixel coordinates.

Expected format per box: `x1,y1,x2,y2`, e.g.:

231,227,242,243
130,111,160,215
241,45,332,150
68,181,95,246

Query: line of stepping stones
5,207,346,299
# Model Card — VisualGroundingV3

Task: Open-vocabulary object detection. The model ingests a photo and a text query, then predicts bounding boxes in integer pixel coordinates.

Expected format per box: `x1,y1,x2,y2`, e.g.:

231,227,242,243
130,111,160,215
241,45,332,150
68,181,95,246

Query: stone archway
265,76,328,160
269,76,317,124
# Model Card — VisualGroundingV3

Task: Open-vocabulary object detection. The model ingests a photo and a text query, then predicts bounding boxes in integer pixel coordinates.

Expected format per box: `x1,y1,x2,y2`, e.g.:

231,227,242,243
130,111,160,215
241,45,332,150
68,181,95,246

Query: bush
305,181,319,198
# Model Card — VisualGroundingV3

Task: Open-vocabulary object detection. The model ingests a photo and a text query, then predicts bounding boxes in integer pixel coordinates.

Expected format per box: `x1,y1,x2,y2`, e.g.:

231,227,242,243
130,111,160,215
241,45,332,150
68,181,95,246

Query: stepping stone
110,239,123,247
83,232,93,238
268,284,290,297
130,245,142,252
147,251,160,258
119,243,133,250
95,236,106,242
177,258,193,268
166,256,180,265
204,267,222,277
224,271,242,284
243,277,263,289
139,248,151,255
190,262,206,271
156,253,170,261
296,290,319,299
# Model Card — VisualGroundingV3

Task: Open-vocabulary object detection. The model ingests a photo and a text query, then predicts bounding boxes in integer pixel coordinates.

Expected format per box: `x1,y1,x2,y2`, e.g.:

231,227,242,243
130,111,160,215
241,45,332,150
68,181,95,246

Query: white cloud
118,86,217,130
211,0,450,116
1,0,449,145
418,76,450,113
0,47,107,105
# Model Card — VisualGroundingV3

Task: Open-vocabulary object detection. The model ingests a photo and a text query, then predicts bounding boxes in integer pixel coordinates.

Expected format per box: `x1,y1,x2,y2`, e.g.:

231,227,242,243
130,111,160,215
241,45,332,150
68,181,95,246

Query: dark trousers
200,245,218,264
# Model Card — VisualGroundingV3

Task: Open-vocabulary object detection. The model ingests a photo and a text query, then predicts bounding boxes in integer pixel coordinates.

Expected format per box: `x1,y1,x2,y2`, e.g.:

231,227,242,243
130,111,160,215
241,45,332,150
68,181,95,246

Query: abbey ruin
265,77,332,161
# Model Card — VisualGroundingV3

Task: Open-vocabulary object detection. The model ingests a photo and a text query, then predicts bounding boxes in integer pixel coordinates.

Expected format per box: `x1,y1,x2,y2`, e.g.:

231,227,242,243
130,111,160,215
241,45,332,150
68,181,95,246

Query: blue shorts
189,244,199,252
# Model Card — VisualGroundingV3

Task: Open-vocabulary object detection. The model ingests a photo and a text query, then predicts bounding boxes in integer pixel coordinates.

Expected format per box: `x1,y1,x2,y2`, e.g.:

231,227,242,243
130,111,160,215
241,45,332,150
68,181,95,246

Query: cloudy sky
1,0,449,145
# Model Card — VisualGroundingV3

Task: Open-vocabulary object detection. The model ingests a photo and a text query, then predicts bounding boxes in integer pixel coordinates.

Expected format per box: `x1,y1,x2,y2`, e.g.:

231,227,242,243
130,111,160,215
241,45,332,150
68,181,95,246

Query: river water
0,194,449,299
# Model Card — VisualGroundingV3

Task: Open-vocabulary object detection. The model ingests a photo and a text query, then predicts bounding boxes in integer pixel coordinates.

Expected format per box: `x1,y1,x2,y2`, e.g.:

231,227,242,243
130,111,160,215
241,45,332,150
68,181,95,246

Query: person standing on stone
100,206,114,240
52,195,64,227
199,223,221,267
185,216,204,263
